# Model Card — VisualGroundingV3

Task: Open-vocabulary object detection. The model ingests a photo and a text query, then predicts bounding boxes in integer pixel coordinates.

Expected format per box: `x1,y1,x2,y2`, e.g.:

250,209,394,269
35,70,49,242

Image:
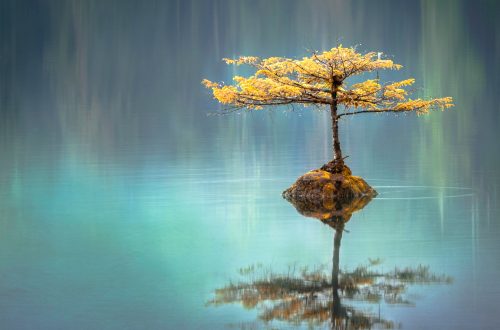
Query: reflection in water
209,197,452,329
284,185,374,225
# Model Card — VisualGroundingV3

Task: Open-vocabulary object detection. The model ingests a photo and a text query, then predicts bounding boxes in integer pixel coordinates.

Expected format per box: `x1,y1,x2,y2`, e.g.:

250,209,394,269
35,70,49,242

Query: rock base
282,166,377,223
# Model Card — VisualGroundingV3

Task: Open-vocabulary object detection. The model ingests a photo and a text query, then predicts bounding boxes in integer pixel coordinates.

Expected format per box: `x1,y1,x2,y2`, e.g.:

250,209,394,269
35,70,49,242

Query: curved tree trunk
330,92,343,164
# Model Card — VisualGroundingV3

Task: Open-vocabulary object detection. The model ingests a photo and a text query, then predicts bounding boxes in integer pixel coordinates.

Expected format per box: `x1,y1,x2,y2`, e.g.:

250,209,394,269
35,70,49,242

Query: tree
203,45,454,172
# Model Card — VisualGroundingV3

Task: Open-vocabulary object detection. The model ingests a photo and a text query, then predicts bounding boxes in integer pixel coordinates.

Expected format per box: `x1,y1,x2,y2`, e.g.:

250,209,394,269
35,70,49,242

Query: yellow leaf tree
203,46,453,173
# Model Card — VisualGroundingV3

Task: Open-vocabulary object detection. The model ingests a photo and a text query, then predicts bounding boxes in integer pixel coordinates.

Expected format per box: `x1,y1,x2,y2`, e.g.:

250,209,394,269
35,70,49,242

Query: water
1,0,499,329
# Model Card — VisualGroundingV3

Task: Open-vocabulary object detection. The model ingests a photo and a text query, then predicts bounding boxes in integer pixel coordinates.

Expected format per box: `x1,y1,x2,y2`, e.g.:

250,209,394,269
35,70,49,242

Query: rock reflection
209,196,452,329
284,186,374,225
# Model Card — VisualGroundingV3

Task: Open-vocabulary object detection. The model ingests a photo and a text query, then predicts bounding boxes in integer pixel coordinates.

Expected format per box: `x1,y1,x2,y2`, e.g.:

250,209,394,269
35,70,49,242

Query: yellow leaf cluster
222,56,259,65
394,97,454,114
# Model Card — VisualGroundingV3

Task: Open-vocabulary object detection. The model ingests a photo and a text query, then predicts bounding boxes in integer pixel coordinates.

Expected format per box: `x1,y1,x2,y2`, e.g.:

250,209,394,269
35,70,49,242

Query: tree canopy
203,45,453,116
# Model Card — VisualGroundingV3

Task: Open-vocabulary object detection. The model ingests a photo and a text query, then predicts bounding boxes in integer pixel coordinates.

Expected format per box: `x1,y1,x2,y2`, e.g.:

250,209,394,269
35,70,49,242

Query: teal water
1,1,499,329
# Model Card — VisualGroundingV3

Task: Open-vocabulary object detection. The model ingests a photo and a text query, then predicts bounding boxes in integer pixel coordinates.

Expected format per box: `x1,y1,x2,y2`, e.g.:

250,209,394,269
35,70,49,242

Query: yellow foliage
203,46,454,115
394,97,454,114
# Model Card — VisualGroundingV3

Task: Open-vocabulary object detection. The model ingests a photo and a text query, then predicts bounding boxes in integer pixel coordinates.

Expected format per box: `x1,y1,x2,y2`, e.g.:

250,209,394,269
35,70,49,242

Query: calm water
1,1,499,329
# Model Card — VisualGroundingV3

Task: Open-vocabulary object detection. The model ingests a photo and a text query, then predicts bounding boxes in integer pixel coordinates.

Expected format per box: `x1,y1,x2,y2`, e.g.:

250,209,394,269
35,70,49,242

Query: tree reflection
208,196,452,329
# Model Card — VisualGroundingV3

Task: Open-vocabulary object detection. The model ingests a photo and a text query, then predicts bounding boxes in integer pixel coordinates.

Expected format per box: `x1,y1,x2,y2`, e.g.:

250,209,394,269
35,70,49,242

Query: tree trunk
330,92,343,164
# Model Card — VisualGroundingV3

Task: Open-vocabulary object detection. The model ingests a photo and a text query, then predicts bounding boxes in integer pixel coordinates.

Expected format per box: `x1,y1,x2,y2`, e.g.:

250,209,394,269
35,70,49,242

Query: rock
282,166,377,225
283,166,377,217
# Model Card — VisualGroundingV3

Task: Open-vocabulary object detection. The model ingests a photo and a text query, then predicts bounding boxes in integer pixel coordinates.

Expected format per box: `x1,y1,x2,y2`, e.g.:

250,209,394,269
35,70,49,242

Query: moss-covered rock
282,166,377,221
283,165,376,227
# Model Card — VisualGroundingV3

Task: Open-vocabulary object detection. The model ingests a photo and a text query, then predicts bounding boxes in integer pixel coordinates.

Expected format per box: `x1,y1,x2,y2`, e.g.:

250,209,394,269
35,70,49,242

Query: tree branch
337,107,426,118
